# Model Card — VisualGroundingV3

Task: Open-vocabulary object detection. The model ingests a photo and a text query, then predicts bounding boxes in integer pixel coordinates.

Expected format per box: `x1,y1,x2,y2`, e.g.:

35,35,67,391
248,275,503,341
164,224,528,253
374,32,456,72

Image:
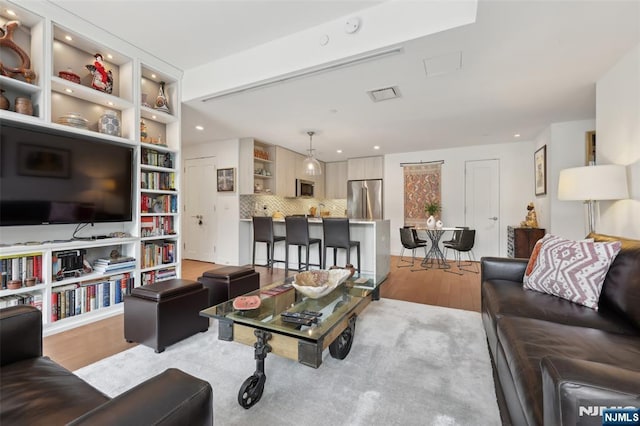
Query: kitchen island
239,218,390,282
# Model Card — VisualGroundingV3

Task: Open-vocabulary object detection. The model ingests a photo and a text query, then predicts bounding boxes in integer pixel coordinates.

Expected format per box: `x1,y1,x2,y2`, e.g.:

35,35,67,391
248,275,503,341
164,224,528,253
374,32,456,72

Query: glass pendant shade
303,131,322,176
303,155,322,176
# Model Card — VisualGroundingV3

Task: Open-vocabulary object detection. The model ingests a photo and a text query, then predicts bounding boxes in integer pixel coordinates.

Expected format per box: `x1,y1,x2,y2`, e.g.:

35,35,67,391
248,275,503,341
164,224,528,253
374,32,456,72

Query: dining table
414,227,460,270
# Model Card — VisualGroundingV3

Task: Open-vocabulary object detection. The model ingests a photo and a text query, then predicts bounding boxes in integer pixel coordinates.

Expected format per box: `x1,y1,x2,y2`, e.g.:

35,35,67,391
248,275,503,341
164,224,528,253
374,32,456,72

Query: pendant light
302,131,322,176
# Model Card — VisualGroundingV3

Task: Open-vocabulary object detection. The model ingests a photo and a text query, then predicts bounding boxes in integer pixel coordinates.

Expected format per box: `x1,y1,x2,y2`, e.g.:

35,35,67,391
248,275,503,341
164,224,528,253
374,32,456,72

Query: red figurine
86,53,113,94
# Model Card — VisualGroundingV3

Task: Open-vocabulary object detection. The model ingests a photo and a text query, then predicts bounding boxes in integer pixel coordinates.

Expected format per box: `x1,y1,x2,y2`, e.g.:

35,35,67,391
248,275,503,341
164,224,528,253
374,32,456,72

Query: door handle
488,217,498,221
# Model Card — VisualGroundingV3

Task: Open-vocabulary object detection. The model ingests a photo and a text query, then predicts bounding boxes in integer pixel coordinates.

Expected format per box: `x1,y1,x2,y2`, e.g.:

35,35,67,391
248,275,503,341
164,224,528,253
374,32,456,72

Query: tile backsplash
240,195,347,219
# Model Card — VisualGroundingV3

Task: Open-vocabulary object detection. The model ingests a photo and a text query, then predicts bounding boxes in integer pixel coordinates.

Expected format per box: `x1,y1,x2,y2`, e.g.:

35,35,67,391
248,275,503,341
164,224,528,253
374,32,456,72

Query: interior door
183,157,216,262
464,159,500,258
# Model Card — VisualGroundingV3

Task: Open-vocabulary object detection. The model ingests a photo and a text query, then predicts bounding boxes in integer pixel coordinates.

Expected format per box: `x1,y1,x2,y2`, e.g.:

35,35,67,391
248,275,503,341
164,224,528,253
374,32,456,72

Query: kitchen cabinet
347,156,384,180
275,146,297,197
239,138,274,195
325,161,348,199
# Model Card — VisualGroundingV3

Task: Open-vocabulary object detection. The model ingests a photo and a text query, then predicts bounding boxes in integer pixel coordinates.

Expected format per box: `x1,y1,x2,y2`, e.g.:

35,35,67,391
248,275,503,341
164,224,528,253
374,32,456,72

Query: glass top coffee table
200,272,385,409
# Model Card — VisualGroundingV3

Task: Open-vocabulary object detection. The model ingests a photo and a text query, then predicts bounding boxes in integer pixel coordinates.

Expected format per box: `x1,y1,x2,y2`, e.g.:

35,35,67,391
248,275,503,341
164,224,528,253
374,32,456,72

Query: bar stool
284,216,322,277
322,218,361,273
252,216,285,271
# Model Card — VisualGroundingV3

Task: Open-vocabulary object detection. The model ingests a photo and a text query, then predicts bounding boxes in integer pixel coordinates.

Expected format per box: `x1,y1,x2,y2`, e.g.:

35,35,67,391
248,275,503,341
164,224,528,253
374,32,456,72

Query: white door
183,157,216,262
464,159,500,258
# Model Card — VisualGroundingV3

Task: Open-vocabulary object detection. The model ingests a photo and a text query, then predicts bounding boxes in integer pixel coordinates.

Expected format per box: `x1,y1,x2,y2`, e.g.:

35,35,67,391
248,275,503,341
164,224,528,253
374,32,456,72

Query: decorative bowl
292,269,351,299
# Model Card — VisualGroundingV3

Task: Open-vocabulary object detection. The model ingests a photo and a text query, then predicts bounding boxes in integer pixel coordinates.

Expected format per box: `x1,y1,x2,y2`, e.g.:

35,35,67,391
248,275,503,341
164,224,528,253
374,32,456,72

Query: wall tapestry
403,163,442,227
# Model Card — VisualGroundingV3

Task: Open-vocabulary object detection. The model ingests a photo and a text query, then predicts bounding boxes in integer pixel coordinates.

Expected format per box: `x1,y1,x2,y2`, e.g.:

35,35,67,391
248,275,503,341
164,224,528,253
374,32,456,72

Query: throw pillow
523,235,622,310
523,233,555,280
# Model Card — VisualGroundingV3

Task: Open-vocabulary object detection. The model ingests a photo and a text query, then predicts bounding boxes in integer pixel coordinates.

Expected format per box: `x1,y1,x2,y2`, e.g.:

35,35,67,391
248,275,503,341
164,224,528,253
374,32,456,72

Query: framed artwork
18,144,71,178
585,130,596,165
534,145,547,196
217,167,235,192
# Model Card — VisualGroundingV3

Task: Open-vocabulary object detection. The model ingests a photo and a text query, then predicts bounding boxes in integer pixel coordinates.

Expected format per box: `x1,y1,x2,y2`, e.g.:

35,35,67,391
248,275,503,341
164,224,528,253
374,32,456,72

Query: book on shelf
0,253,42,289
49,273,133,322
93,256,136,273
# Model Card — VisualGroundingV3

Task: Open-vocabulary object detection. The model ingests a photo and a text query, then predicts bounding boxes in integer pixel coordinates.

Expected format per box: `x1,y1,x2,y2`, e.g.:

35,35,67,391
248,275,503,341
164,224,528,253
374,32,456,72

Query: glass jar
99,110,121,136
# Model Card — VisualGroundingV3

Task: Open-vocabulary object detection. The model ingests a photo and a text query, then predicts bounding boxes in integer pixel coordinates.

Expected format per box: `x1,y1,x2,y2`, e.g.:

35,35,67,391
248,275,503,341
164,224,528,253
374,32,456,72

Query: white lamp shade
558,164,628,201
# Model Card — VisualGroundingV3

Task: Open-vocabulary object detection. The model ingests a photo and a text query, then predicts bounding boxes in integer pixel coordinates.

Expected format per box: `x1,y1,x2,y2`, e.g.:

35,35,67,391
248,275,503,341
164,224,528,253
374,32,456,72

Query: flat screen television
1,120,134,226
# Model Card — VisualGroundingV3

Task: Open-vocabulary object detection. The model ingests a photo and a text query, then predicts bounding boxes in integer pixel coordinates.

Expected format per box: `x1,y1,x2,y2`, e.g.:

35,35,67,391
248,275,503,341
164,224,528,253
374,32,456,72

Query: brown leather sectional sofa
0,305,213,425
481,233,640,425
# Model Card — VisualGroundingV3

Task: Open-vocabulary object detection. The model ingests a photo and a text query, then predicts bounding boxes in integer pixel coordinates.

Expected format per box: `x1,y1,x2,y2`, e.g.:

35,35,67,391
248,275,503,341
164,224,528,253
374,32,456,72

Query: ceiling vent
423,51,462,77
367,86,401,103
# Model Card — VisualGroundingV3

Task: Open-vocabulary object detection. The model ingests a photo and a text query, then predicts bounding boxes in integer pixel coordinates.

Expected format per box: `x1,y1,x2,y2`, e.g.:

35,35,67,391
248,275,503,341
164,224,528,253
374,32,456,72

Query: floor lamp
558,164,629,234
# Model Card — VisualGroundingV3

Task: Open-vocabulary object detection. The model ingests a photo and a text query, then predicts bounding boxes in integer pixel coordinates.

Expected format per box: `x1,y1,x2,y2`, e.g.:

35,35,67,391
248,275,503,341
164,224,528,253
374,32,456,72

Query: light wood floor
43,256,480,371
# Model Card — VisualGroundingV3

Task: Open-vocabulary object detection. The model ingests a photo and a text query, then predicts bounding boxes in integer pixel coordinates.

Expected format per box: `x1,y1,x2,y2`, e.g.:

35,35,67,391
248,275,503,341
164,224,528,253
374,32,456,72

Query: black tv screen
1,121,134,226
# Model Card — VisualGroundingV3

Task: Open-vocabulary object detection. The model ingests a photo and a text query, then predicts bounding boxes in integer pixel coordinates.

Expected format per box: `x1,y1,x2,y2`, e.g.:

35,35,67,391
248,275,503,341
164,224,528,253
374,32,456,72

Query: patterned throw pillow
523,235,622,310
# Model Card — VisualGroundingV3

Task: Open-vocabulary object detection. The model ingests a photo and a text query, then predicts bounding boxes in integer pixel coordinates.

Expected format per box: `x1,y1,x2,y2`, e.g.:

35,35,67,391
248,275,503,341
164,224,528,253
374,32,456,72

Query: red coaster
233,295,261,310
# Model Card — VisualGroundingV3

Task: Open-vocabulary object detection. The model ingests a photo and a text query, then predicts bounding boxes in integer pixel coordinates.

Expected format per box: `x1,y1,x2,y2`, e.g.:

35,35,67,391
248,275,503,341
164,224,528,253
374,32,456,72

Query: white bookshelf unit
0,1,183,335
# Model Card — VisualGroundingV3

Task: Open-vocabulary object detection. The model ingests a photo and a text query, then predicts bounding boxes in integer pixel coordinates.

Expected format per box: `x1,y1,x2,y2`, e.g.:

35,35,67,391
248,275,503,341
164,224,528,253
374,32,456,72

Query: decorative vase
426,215,436,230
0,89,9,110
153,81,170,114
99,109,121,136
436,220,444,230
14,97,33,115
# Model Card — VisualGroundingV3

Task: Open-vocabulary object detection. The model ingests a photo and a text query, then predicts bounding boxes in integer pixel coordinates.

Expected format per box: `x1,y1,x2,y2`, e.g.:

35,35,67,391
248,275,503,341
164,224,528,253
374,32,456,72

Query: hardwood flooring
43,257,480,371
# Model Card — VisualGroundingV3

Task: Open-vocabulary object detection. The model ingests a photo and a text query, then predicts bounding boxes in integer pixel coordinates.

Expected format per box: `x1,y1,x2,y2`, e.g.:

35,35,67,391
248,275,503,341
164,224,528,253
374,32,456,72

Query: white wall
596,44,640,239
534,120,596,240
182,139,242,265
385,140,534,258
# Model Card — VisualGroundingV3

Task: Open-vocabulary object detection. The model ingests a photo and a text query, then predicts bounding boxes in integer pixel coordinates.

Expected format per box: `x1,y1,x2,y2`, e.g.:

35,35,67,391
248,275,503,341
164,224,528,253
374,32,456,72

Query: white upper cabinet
325,161,348,199
347,156,384,180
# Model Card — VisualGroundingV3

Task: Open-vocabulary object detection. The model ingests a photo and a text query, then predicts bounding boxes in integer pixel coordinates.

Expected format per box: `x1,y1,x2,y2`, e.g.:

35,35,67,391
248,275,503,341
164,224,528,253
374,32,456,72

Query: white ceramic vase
436,220,444,230
426,215,436,230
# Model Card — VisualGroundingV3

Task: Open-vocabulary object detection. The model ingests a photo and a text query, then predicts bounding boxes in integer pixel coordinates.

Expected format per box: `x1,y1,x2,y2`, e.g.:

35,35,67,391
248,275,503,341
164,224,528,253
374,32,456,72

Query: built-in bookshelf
0,1,182,334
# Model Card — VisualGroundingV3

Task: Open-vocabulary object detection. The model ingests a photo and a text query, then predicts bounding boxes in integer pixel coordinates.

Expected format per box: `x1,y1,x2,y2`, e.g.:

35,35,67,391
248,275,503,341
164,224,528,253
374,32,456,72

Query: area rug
75,299,500,425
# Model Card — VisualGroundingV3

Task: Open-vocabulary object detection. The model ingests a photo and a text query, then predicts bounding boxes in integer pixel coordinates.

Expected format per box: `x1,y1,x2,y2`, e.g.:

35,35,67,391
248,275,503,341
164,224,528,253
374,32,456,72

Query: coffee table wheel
238,373,265,409
329,315,356,360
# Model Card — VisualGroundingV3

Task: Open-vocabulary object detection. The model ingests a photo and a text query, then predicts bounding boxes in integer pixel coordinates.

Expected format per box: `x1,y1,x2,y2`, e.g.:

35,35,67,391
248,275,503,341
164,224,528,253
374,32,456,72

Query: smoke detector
367,86,401,102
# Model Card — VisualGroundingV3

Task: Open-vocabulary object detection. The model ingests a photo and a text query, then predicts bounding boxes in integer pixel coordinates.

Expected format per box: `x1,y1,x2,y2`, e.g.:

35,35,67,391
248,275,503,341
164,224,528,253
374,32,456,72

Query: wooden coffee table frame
202,280,381,409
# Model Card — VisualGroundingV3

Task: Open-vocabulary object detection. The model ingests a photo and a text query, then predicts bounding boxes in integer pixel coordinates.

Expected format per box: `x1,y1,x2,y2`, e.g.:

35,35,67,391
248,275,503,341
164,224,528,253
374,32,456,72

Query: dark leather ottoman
198,265,260,307
124,279,209,353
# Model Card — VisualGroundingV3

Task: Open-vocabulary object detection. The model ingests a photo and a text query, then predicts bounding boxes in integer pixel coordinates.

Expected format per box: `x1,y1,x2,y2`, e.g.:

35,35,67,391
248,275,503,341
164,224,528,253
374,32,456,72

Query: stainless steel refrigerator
347,179,383,220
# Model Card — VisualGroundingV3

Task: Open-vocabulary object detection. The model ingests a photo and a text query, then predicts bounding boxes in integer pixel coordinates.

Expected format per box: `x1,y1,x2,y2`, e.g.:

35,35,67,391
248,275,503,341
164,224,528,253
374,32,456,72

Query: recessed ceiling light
195,125,204,131
337,149,343,153
373,145,380,150
65,88,73,93
6,9,17,16
107,54,113,59
514,133,521,138
151,115,156,119
65,35,72,41
151,74,156,79
107,101,114,106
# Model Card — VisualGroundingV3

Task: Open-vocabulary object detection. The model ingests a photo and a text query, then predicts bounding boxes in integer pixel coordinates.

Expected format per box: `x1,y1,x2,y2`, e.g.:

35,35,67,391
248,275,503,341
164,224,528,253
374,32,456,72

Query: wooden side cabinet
507,226,546,258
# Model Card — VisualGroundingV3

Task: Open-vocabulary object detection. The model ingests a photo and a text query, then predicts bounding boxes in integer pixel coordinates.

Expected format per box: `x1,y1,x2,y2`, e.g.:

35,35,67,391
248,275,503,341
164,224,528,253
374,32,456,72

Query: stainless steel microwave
296,179,314,197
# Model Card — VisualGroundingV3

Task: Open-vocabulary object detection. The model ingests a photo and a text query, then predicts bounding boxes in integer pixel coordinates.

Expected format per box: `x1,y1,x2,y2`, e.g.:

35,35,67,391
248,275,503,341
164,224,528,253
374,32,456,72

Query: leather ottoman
124,279,209,353
198,265,260,307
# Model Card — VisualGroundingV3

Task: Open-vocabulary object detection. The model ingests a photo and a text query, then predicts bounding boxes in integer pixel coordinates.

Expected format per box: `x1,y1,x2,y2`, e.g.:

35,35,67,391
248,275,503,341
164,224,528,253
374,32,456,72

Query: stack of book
93,256,136,273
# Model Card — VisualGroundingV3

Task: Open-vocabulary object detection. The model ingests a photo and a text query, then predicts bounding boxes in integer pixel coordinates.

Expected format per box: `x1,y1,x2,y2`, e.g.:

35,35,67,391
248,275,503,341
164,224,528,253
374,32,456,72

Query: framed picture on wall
217,167,235,192
534,145,547,196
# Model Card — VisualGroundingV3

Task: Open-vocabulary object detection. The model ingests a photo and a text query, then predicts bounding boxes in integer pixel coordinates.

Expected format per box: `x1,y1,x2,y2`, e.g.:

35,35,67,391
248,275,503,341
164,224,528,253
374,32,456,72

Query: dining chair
398,227,427,268
442,226,468,260
447,229,478,274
